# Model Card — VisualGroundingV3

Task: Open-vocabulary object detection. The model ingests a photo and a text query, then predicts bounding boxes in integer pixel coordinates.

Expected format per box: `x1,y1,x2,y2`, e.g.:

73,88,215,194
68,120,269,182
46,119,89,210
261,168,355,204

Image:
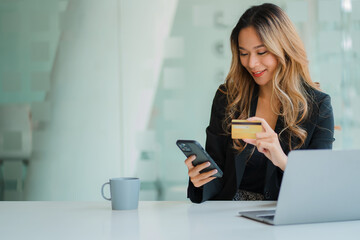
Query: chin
254,79,271,86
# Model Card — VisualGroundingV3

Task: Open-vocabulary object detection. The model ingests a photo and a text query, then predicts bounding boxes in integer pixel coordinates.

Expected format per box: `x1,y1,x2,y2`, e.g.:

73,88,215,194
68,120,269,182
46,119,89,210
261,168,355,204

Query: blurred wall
24,0,122,200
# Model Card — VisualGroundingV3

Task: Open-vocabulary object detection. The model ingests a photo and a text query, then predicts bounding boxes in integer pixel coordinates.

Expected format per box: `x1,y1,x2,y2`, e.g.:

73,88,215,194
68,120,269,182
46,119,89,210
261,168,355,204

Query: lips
252,70,266,77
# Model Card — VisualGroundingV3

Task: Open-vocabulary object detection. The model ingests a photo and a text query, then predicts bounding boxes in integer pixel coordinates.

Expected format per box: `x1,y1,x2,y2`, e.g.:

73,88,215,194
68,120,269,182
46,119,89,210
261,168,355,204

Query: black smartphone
176,140,223,178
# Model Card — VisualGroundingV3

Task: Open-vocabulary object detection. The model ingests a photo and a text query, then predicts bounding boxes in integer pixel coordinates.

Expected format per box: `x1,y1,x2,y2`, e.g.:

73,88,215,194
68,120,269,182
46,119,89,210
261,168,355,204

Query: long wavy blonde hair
224,3,319,152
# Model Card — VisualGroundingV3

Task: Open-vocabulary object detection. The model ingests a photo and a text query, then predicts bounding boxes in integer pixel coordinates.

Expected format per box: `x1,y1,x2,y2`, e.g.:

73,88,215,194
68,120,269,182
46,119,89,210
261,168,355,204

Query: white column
25,0,121,200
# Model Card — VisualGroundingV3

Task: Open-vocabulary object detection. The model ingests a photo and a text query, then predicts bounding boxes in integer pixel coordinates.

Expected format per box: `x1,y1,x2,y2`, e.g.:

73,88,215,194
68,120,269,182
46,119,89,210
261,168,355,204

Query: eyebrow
238,44,265,51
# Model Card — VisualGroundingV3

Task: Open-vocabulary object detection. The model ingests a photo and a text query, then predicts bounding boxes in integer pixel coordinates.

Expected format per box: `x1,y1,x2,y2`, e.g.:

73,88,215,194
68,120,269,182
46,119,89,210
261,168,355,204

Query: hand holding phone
177,140,223,188
184,155,218,188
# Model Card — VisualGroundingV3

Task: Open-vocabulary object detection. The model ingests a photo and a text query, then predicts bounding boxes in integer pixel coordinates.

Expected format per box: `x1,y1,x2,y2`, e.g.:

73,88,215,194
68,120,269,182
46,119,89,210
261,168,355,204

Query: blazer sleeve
307,94,335,149
187,86,228,203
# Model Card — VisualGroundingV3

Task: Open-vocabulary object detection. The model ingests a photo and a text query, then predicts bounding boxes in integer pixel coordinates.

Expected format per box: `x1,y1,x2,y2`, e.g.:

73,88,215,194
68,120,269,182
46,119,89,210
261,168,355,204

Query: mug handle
101,182,111,201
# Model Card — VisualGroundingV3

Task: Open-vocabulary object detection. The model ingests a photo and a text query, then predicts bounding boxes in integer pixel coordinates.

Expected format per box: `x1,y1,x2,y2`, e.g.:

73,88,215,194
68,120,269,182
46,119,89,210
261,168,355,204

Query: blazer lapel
235,145,253,188
264,115,289,188
235,85,259,188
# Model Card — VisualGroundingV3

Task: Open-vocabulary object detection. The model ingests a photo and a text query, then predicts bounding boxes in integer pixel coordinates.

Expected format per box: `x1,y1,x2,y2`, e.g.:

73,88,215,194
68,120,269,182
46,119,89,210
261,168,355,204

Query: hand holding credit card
231,120,263,139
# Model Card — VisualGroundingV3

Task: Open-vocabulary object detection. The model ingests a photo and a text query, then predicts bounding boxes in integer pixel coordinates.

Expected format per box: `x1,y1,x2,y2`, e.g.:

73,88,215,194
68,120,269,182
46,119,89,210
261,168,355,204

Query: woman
184,3,334,203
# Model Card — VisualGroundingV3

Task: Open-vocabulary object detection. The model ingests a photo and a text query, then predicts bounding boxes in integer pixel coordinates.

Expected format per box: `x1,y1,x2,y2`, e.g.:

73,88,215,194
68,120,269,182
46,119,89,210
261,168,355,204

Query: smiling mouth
252,70,266,77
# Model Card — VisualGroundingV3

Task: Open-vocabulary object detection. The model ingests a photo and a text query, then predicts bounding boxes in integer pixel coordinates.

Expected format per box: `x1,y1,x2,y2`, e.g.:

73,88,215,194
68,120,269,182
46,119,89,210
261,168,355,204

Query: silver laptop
239,149,360,225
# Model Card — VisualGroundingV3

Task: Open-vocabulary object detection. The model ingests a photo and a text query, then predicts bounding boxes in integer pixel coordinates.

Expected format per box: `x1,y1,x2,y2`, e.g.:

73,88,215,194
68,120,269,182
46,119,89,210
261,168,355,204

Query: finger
188,161,210,178
193,169,218,182
243,139,256,145
257,144,266,153
257,142,271,159
258,146,270,159
256,132,279,144
184,155,196,170
247,116,273,132
194,177,216,188
193,161,211,173
257,141,273,152
255,131,272,139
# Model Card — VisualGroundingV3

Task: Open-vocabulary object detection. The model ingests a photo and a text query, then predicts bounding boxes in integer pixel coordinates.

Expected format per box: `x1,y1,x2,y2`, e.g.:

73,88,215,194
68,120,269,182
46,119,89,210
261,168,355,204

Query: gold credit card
231,120,262,139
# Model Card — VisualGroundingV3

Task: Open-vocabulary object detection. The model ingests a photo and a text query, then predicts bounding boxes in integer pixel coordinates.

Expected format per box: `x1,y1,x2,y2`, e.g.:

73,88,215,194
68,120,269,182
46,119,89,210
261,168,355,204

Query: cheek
264,56,278,70
240,58,248,68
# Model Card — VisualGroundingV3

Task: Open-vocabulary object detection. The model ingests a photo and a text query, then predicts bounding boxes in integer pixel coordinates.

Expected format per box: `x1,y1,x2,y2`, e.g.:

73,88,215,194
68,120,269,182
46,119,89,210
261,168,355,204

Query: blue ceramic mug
101,177,140,210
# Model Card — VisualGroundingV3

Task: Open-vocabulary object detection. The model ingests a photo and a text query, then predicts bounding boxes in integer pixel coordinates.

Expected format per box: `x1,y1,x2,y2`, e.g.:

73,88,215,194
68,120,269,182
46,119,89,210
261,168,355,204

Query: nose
248,54,259,69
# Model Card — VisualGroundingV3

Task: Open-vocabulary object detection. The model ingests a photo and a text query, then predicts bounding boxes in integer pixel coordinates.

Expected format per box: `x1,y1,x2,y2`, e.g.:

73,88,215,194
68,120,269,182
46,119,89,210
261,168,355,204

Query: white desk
0,201,359,240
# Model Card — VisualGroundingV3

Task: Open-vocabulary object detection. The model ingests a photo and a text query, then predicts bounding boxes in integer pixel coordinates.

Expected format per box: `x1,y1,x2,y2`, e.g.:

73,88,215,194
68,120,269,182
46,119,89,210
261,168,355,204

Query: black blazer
188,84,335,203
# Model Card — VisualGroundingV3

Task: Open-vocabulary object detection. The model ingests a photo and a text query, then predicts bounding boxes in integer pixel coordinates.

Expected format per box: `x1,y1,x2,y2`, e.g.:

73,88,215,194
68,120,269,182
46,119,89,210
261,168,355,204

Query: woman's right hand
184,155,218,188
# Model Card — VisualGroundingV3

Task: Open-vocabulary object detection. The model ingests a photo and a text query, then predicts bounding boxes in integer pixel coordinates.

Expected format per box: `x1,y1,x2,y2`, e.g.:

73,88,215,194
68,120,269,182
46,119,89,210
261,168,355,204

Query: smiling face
238,26,278,87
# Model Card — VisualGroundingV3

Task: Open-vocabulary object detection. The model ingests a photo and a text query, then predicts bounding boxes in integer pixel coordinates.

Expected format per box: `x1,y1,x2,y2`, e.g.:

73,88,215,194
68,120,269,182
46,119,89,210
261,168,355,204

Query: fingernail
213,169,218,173
206,162,211,166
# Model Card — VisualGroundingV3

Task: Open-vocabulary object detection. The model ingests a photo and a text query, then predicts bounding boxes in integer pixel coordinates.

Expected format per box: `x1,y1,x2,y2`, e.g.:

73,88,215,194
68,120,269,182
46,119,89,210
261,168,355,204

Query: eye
258,51,267,55
239,52,248,56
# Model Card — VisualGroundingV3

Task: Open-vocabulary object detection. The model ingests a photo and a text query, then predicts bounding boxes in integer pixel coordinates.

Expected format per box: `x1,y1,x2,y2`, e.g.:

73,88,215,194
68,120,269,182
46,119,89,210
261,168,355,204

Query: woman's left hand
242,117,288,171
